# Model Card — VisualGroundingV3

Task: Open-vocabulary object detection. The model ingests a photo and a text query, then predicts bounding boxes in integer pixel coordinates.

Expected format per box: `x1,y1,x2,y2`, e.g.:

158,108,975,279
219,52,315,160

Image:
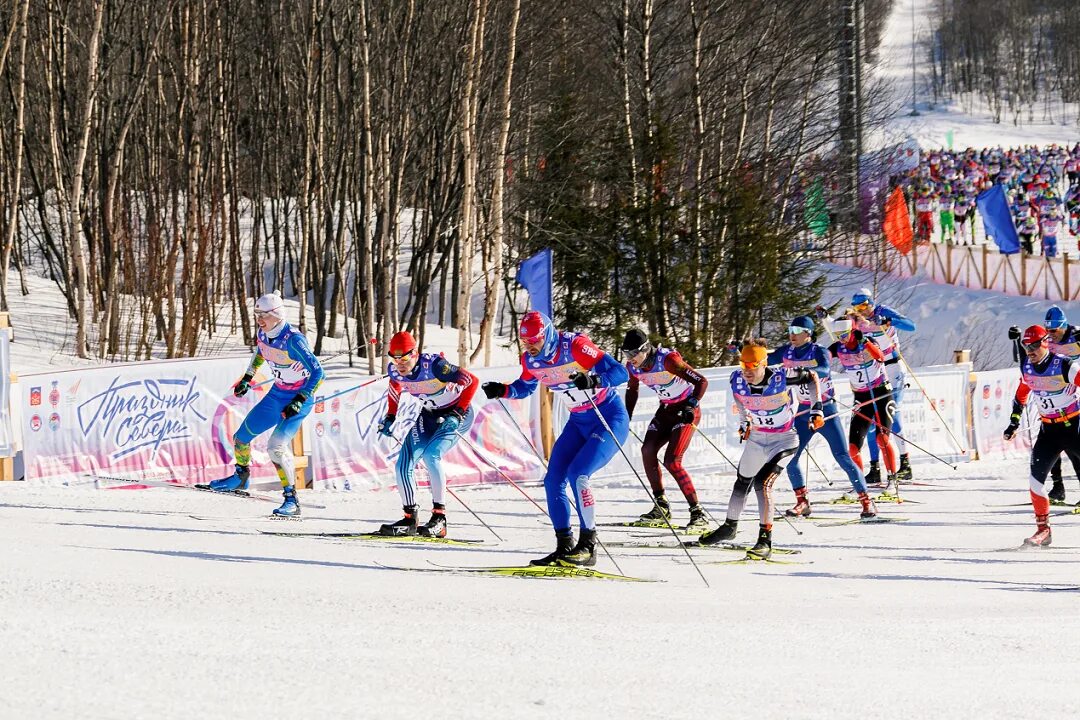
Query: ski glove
482,382,507,400
233,372,255,398
1003,413,1021,441
281,393,307,419
810,403,824,431
738,422,752,442
438,406,467,425
677,404,697,425
569,371,600,391
1007,326,1022,341
378,414,396,437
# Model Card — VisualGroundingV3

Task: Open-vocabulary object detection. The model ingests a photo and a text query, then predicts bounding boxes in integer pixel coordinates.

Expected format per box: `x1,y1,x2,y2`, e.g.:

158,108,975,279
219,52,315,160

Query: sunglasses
389,350,416,361
621,343,649,359
788,325,810,335
740,360,765,371
1022,339,1045,352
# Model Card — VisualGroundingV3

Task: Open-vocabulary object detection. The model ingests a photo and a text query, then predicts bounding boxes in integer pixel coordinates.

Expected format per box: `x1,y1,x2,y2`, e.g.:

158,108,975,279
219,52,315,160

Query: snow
868,0,1080,153
7,3,1080,717
2,458,1079,719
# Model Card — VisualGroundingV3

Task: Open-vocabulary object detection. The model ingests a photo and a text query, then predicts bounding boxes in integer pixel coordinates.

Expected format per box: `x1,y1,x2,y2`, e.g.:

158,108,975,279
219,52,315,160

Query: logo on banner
77,375,206,460
330,419,341,436
48,412,60,431
30,387,41,406
315,421,325,437
30,414,41,432
314,397,326,413
49,381,60,407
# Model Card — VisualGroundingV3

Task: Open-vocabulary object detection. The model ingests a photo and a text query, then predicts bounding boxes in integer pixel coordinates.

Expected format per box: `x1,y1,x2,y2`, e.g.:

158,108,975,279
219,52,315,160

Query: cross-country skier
766,316,877,520
620,328,709,531
1043,306,1080,503
1003,325,1080,547
820,313,901,485
698,339,823,559
847,288,917,485
202,292,323,517
376,331,478,537
482,311,630,567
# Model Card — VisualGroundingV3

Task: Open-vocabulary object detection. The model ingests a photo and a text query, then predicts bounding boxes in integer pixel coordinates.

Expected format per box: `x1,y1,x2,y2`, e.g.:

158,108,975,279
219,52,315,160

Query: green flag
945,130,954,150
805,179,830,238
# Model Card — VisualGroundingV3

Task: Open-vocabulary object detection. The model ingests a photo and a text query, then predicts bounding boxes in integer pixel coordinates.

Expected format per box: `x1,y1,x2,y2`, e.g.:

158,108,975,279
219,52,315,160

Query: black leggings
849,383,895,451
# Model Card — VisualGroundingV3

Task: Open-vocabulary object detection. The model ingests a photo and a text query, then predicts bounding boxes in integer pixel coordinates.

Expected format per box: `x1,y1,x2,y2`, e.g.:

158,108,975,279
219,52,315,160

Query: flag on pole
976,185,1020,254
515,249,553,318
882,186,913,255
805,179,830,238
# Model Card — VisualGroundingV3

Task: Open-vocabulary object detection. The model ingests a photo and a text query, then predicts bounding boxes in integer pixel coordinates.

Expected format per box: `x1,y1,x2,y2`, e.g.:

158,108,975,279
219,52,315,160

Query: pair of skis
88,472,328,509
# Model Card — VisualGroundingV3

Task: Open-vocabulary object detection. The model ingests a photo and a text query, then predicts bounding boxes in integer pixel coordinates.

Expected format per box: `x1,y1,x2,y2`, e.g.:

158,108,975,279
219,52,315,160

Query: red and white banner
307,366,545,492
19,355,281,485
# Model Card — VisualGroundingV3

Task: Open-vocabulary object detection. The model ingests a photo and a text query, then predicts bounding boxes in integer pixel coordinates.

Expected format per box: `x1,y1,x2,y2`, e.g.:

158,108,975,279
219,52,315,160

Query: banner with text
19,356,276,484
971,367,1038,460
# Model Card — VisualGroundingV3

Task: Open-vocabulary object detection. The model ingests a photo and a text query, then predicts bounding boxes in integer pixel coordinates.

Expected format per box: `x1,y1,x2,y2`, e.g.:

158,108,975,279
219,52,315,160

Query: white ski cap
255,292,285,318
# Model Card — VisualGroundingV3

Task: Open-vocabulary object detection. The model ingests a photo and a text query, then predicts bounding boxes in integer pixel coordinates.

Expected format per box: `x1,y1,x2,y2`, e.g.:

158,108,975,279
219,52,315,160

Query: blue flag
515,248,553,318
976,185,1020,255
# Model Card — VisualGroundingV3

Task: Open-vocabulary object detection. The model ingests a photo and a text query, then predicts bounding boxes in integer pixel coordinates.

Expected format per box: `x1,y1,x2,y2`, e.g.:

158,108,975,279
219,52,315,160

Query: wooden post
290,427,309,489
953,349,971,364
981,245,988,290
539,386,554,458
1064,254,1070,301
954,349,977,460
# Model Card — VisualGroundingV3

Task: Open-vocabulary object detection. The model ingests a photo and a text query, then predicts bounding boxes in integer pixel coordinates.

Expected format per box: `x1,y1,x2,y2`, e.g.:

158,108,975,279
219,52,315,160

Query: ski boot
896,454,914,482
1049,480,1067,503
272,485,300,518
746,526,772,560
699,519,738,546
531,529,575,566
379,505,419,536
419,504,447,538
638,495,671,522
202,465,250,493
864,461,883,488
785,487,811,517
858,492,877,519
560,528,597,567
683,504,709,533
1023,514,1052,547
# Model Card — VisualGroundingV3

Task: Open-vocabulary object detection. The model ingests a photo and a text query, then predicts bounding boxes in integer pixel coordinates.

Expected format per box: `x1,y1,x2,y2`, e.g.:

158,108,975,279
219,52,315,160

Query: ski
708,555,807,565
89,473,279,504
260,530,484,545
600,519,684,530
605,539,801,554
825,494,859,505
873,493,922,504
628,526,709,538
813,516,908,527
369,560,655,581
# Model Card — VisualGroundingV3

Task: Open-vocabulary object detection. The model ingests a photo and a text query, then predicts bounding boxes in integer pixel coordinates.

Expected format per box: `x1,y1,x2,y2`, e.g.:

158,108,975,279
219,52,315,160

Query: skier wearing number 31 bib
481,311,629,568
698,339,822,559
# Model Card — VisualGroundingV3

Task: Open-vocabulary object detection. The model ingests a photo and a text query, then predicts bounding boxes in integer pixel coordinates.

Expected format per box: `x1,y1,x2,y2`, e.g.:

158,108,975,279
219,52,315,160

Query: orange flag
883,186,913,255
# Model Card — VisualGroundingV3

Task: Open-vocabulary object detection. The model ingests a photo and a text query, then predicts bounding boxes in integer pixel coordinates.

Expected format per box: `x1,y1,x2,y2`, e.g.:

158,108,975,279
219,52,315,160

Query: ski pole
386,432,503,542
318,375,388,403
687,414,804,535
445,486,504,542
454,431,550,517
806,446,832,486
496,398,548,469
841,398,959,470
626,426,724,528
584,393,709,588
897,352,968,455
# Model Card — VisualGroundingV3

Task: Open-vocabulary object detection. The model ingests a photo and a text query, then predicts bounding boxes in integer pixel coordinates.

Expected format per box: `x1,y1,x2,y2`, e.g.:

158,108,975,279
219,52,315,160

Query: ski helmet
1021,325,1049,350
519,311,559,360
388,331,417,358
620,328,651,358
1045,306,1068,330
851,288,874,307
789,315,815,338
255,292,285,320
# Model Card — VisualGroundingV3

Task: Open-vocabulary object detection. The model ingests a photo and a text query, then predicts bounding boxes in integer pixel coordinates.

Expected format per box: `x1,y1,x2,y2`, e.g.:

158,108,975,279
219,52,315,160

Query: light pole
910,0,919,116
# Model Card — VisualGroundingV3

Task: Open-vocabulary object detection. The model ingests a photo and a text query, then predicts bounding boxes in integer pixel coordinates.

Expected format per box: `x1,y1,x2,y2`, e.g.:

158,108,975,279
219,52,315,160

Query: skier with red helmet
1003,324,1080,547
482,311,630,567
377,330,479,537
